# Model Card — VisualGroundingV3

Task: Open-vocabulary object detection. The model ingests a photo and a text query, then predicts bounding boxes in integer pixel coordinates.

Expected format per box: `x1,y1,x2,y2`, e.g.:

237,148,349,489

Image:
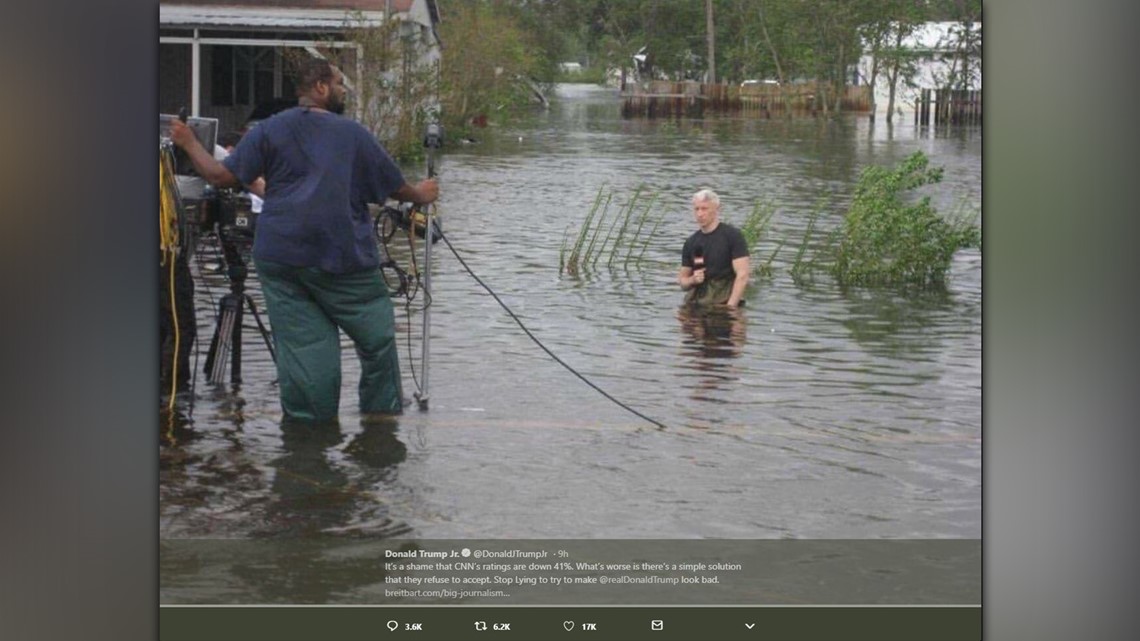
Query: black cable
401,245,433,396
435,230,667,430
403,274,432,396
405,295,419,394
376,211,431,400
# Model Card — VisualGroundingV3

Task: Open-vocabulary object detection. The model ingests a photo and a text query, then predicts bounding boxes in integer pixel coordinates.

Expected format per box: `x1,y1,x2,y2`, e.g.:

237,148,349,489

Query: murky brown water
161,84,980,558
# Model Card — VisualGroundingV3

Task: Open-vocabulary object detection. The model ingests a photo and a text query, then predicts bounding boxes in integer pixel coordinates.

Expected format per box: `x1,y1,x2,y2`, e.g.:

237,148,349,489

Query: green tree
718,0,767,82
821,0,864,114
934,0,982,91
588,0,647,86
859,0,903,122
754,0,796,84
882,14,923,124
442,0,937,115
436,0,548,136
491,0,573,81
857,0,927,124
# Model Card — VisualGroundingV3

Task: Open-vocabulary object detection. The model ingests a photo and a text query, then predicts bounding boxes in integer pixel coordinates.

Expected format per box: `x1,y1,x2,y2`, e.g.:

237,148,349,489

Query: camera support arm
414,123,443,410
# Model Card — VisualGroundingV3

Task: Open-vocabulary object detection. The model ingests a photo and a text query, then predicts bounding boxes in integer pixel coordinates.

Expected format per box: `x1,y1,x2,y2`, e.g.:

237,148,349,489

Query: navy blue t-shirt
223,107,405,273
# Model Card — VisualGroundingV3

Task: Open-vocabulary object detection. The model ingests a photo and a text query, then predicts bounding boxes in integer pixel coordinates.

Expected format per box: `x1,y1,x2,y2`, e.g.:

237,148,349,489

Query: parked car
740,79,780,88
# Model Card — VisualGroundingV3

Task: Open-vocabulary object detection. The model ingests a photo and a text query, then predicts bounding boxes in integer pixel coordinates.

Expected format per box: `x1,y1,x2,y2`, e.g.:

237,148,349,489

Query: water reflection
159,410,269,539
256,421,349,538
256,419,410,539
159,401,198,446
677,304,747,359
345,419,409,473
676,305,747,407
839,287,958,360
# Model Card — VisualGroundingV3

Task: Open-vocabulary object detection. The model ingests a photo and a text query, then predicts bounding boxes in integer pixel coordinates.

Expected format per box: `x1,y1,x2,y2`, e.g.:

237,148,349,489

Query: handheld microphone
692,247,707,292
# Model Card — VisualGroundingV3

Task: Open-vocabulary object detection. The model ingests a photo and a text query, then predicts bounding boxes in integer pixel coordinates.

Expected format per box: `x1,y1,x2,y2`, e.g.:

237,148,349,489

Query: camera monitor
159,113,218,176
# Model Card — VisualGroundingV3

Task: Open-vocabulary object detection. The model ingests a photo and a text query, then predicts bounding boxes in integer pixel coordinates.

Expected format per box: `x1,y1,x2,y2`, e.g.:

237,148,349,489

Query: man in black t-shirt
678,189,750,308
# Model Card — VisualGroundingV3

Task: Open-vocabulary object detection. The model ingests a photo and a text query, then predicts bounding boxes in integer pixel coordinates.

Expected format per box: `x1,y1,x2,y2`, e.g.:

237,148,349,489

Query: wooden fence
915,89,982,126
621,80,872,118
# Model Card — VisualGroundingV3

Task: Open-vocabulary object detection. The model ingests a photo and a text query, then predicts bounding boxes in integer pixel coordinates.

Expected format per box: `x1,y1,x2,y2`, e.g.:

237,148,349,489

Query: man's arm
678,266,705,290
169,119,242,189
726,256,750,308
393,178,440,205
678,266,693,289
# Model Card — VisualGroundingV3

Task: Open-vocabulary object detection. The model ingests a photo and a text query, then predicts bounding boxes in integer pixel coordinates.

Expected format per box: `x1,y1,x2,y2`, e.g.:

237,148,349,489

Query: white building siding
857,22,981,115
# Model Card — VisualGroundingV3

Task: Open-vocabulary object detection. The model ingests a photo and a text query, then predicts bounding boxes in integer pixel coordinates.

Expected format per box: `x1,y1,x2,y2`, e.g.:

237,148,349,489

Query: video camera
178,178,257,241
379,201,441,244
159,113,257,241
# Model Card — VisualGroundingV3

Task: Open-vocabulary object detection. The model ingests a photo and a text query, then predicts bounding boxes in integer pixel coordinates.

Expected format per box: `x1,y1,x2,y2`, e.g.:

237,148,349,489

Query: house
160,0,441,133
857,21,981,115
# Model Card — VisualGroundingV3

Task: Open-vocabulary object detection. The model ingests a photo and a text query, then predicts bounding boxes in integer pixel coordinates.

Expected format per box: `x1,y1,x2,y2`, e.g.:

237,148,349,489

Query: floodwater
161,85,980,557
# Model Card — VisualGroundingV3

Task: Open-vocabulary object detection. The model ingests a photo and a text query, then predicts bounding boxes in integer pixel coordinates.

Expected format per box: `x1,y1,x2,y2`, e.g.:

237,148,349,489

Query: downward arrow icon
745,623,756,629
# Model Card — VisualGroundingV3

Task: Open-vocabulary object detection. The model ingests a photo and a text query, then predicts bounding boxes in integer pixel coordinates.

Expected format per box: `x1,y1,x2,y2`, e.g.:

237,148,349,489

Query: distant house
160,0,441,132
857,21,981,115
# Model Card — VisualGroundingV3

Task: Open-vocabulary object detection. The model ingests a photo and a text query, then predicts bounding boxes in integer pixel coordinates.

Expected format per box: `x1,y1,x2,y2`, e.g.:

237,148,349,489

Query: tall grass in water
561,188,610,275
739,200,784,278
623,192,659,268
561,185,663,276
786,199,842,286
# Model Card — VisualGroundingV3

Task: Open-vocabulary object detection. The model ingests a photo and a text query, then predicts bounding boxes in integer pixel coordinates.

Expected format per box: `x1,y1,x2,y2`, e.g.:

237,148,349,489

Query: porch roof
159,5,387,31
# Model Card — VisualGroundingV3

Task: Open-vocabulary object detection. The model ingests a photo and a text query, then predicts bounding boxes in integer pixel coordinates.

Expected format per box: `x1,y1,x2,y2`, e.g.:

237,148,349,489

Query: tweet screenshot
159,2,981,639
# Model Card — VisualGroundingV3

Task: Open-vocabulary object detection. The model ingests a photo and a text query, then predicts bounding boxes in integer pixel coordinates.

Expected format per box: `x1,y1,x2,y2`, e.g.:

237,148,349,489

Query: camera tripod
203,230,275,385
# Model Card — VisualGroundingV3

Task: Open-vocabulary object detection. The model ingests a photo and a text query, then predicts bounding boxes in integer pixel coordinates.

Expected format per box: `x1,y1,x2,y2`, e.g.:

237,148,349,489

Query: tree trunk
869,55,880,123
885,30,904,125
886,64,897,125
833,42,845,114
756,2,784,83
756,2,790,117
705,0,716,84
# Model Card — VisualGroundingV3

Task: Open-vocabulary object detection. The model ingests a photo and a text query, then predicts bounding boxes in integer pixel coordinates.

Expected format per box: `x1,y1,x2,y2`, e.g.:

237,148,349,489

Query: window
210,46,234,106
210,45,281,108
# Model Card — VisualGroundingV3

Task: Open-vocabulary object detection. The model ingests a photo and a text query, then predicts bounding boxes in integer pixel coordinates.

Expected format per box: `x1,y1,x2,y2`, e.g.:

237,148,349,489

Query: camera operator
169,58,439,423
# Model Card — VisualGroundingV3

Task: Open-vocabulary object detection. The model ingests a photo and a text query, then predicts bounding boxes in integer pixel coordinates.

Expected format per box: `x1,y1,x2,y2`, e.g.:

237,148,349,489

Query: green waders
684,277,735,306
255,259,403,422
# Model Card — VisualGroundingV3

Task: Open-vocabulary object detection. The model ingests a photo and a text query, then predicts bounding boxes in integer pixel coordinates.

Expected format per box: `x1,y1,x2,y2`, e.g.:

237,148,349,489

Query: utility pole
705,0,716,83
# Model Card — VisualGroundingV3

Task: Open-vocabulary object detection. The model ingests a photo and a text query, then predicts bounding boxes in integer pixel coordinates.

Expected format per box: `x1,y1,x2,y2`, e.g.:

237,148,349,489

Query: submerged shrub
831,151,980,287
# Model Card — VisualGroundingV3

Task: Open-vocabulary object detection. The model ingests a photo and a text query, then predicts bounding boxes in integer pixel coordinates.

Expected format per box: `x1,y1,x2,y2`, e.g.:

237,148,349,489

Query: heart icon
563,620,575,631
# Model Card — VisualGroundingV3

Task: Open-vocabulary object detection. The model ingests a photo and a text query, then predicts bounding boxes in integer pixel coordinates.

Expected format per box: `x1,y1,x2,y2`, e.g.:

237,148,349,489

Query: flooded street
161,84,980,600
